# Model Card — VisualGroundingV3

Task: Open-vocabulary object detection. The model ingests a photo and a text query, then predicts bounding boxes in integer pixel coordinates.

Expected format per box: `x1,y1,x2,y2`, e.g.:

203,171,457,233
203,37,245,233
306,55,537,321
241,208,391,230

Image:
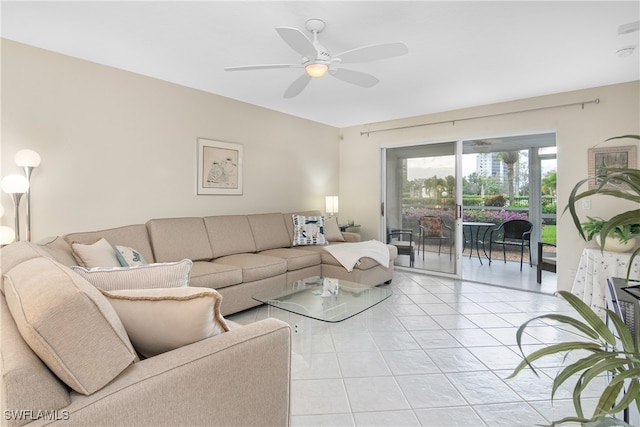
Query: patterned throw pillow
292,215,327,246
115,245,148,267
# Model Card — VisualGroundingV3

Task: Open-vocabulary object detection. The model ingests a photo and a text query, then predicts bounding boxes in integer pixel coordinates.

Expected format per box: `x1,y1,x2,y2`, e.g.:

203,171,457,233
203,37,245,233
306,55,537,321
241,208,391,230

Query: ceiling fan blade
224,64,302,71
331,68,379,88
275,27,316,59
283,73,312,98
336,42,408,64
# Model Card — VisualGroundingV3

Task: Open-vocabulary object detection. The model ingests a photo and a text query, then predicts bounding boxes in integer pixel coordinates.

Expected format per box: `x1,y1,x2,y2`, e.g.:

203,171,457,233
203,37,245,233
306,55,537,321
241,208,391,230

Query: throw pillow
292,215,327,246
3,257,138,395
115,245,148,267
99,287,230,358
324,216,345,242
71,237,120,268
70,259,192,292
422,217,444,237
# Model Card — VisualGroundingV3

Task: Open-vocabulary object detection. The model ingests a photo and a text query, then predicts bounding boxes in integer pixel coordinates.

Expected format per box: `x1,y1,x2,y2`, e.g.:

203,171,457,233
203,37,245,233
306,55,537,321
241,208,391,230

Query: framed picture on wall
588,145,637,189
197,138,243,195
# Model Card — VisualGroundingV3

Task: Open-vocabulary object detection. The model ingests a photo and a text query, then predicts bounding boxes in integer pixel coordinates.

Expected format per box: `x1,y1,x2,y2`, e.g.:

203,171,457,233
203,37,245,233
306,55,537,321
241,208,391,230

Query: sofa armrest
341,232,361,242
45,319,291,427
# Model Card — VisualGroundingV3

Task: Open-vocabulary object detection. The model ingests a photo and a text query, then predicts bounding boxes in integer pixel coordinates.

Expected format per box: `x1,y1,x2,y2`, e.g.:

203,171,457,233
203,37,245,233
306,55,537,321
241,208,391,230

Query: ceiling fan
471,140,493,153
224,18,408,98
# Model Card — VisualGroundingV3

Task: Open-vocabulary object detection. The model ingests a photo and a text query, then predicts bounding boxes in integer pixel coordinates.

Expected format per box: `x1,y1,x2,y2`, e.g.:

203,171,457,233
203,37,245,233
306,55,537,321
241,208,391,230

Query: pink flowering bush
401,207,527,230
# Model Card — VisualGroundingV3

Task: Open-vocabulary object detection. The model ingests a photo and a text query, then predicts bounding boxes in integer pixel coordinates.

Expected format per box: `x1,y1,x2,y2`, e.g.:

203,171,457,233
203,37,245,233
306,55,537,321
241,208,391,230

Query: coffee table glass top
252,276,392,323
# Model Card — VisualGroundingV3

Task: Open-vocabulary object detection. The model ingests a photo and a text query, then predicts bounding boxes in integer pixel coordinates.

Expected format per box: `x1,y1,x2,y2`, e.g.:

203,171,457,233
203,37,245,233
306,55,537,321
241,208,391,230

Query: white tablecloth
571,248,640,318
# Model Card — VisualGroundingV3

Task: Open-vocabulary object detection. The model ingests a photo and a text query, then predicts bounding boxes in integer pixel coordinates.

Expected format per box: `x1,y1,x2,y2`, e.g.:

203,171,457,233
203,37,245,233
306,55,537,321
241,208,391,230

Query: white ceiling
2,1,639,128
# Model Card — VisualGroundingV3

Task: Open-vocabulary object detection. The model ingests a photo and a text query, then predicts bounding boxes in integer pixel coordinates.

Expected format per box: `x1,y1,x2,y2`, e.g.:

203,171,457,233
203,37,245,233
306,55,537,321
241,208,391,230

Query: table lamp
325,196,339,218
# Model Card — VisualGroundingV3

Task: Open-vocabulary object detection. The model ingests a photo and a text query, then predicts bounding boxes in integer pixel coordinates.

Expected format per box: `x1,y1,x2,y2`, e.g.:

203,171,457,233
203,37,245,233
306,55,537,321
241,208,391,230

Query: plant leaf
542,314,601,340
576,357,632,397
605,308,636,353
551,352,617,399
608,379,639,415
508,341,603,379
593,380,624,421
558,291,616,345
606,135,640,142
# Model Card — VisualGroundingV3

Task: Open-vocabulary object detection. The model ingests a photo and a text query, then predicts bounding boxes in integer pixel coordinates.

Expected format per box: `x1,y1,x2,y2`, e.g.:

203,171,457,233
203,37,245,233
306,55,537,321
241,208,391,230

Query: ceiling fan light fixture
305,63,328,78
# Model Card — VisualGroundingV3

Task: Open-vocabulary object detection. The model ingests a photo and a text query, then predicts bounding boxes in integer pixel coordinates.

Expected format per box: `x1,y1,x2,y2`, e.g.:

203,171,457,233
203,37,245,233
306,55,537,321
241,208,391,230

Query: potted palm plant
581,216,640,253
567,135,640,277
508,290,639,426
509,135,640,426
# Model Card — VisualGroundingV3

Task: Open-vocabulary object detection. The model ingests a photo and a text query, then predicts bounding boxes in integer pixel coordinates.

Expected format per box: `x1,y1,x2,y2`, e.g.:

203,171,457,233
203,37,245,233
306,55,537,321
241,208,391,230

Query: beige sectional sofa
1,241,291,426
0,210,395,426
59,211,397,316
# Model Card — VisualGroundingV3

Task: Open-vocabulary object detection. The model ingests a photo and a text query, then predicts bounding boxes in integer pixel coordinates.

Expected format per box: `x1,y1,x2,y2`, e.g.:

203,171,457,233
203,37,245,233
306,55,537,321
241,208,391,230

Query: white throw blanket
323,240,390,273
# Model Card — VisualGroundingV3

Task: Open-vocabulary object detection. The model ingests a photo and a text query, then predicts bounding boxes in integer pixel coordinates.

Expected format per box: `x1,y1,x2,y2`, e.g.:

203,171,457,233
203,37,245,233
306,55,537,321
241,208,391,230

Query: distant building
476,153,507,180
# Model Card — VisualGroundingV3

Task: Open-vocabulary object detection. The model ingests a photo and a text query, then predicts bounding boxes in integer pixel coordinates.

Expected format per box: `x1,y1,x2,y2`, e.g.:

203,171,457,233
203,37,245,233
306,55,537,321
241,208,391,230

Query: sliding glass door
382,141,462,277
381,133,557,285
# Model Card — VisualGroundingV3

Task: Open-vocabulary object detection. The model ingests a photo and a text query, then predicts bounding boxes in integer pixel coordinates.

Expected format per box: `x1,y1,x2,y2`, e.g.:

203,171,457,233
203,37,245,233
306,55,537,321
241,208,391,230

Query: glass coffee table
252,276,392,323
253,276,392,363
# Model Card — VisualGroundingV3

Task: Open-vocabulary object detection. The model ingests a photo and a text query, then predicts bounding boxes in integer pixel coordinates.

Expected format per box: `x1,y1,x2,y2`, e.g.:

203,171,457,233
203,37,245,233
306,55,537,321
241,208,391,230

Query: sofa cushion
146,217,213,262
39,236,77,266
292,214,327,246
70,259,192,291
247,213,291,251
214,254,287,283
204,215,256,258
0,241,52,294
325,216,346,242
259,248,321,271
64,224,155,265
71,237,121,267
115,245,148,266
189,261,243,290
3,257,138,395
99,287,229,358
0,295,71,423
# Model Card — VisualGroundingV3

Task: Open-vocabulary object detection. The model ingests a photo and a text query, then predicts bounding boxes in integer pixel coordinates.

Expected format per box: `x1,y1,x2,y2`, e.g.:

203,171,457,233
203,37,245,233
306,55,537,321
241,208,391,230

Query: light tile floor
227,270,602,427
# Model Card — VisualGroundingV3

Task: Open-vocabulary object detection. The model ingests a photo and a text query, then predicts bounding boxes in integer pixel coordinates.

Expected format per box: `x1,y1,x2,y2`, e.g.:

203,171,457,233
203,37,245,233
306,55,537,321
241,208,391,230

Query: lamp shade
325,196,339,215
305,63,329,78
1,174,30,194
14,149,41,168
0,226,15,245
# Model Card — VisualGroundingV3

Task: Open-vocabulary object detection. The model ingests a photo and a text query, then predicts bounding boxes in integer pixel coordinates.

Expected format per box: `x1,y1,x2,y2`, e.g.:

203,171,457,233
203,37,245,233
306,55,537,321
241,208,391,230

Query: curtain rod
360,98,600,137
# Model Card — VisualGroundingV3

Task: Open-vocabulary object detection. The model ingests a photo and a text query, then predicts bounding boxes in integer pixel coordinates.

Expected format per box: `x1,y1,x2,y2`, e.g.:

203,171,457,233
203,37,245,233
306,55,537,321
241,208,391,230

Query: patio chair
387,227,415,267
537,242,557,283
418,215,453,260
488,219,533,270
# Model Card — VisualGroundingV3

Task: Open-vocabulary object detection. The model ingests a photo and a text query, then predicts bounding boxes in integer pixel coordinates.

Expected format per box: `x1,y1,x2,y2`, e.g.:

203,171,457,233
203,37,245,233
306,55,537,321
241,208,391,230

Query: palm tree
499,151,520,205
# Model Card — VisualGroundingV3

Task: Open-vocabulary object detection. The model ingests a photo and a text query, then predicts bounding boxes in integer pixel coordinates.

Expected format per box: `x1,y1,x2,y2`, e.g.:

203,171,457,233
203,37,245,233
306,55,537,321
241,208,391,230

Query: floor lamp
0,205,15,246
14,149,41,241
0,174,30,242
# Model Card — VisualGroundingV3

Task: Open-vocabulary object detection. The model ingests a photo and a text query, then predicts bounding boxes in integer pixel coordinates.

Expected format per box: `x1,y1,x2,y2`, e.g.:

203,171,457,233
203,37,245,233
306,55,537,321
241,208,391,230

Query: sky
407,151,556,182
407,154,477,181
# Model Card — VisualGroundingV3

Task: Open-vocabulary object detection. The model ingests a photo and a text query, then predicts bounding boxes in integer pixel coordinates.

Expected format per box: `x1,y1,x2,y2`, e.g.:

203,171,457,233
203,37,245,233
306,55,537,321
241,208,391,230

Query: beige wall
339,81,640,291
3,39,639,292
1,40,339,240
